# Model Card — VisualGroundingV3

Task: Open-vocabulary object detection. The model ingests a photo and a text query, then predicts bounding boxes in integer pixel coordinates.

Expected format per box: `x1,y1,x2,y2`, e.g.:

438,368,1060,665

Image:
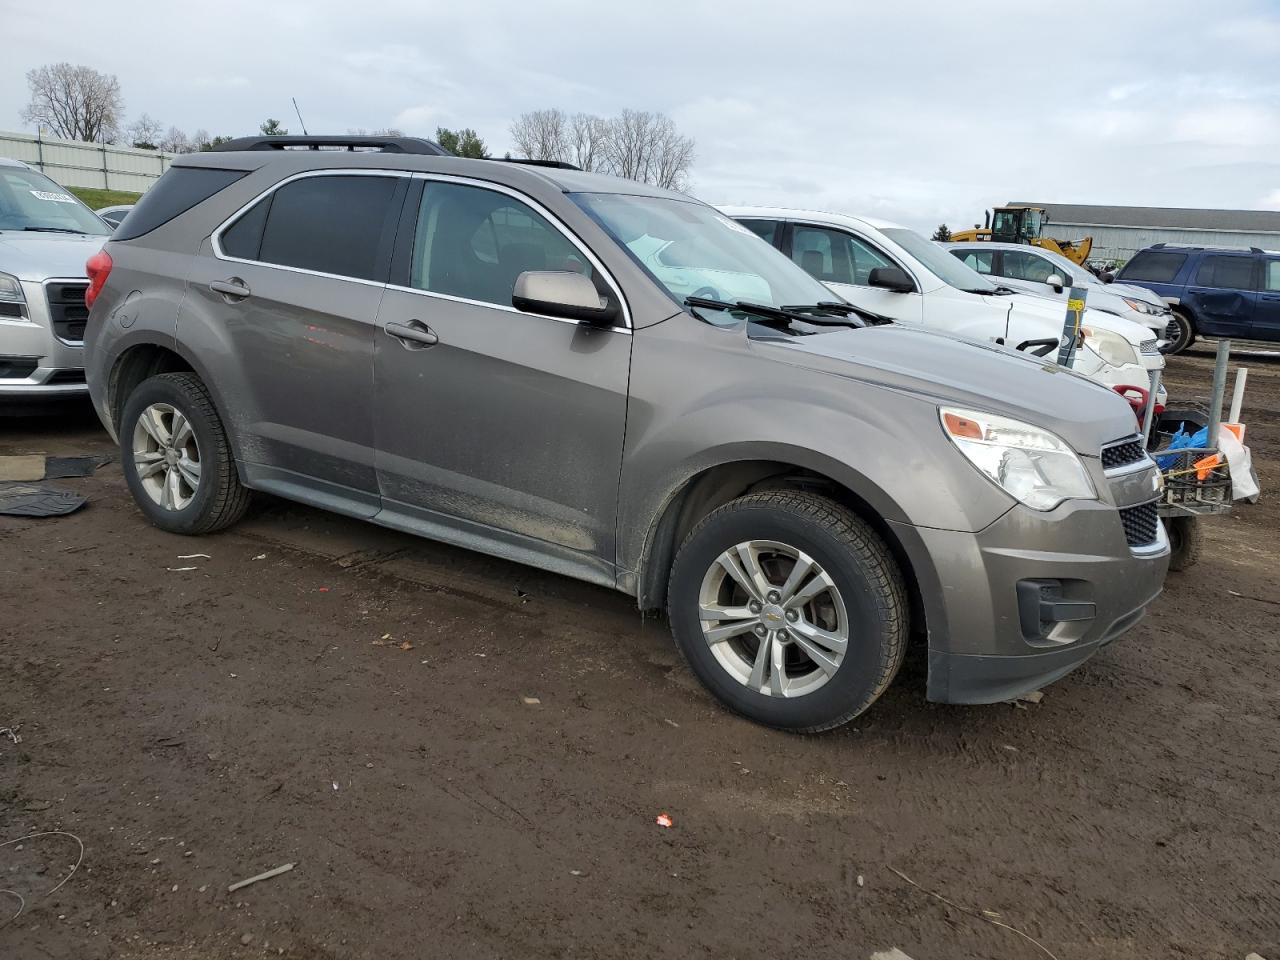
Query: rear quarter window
1117,250,1187,284
114,167,248,241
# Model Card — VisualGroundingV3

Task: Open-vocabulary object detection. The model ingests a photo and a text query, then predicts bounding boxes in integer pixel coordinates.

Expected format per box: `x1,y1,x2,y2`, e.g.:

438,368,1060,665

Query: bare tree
606,110,694,191
569,113,609,172
128,113,164,150
509,109,570,163
159,126,191,154
22,63,124,142
347,127,406,137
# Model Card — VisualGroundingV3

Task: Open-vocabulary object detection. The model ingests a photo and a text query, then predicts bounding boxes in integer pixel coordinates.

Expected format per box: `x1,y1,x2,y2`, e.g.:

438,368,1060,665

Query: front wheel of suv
1160,310,1196,355
119,372,251,535
667,491,907,732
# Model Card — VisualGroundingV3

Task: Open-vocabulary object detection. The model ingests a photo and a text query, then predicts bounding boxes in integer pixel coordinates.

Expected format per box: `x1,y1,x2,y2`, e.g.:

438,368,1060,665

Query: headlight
940,407,1096,511
1080,326,1138,367
0,272,25,303
1121,296,1162,316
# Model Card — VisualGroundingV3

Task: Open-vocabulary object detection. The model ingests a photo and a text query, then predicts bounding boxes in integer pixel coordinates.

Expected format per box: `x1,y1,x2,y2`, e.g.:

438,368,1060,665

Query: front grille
1139,338,1159,355
1119,501,1159,548
1101,437,1146,471
45,282,89,343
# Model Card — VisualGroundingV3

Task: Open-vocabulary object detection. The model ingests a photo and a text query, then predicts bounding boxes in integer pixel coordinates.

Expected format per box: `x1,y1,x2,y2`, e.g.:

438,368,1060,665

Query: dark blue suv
1114,243,1280,354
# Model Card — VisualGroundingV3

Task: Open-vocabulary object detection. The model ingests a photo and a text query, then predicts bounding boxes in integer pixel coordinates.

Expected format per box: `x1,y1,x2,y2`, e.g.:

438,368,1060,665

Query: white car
722,206,1166,409
943,240,1172,340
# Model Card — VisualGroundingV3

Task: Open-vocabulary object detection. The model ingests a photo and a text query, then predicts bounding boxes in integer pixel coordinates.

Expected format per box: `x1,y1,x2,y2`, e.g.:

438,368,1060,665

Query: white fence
0,129,174,194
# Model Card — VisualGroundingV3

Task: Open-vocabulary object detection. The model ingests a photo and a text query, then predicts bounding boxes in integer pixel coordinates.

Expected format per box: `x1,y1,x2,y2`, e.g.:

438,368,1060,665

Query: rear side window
954,248,994,274
220,175,403,282
114,167,247,241
1193,255,1256,291
1118,250,1187,284
737,219,778,245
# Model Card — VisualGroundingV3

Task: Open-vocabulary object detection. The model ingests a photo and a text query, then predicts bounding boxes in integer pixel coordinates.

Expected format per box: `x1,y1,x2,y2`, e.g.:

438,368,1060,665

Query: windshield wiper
685,297,867,331
783,301,894,326
22,226,90,234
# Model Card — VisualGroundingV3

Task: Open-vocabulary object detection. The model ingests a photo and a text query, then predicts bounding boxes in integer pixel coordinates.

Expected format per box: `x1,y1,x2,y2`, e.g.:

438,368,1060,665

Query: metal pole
1142,368,1162,447
101,138,109,190
1056,286,1088,367
36,127,44,172
1207,339,1230,451
1228,368,1248,424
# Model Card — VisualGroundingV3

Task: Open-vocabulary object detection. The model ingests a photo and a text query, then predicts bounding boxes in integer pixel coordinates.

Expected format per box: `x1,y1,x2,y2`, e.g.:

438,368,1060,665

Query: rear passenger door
371,177,632,584
187,171,409,511
1183,254,1258,337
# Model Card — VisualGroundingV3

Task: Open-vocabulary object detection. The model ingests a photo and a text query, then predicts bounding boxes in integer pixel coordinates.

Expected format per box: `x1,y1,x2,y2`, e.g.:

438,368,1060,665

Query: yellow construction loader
949,206,1093,265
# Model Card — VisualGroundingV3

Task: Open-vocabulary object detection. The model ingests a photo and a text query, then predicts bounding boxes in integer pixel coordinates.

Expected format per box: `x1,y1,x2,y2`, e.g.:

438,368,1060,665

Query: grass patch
68,186,142,210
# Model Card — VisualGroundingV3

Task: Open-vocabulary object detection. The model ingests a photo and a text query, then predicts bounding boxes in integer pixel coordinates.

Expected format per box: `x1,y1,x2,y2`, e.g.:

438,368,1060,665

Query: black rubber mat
0,482,87,517
43,455,111,479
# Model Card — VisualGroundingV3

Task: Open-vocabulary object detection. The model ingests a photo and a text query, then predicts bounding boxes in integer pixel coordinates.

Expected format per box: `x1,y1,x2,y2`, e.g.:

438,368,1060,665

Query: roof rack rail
210,135,449,155
491,157,581,170
1150,242,1165,249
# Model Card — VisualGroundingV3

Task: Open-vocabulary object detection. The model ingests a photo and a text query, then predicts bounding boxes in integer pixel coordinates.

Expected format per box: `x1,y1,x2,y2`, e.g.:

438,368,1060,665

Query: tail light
85,249,113,309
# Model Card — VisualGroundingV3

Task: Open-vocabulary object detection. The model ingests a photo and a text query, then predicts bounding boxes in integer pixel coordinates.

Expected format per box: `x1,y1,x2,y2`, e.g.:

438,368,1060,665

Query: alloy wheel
132,402,202,511
697,540,849,698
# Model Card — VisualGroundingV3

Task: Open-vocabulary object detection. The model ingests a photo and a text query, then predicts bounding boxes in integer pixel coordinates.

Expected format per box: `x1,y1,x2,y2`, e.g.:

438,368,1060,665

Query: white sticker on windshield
717,216,755,236
30,190,77,204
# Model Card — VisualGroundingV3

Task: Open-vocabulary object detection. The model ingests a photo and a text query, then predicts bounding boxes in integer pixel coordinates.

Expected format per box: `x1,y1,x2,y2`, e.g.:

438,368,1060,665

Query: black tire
119,372,251,535
1164,516,1202,572
667,491,907,732
1160,310,1196,355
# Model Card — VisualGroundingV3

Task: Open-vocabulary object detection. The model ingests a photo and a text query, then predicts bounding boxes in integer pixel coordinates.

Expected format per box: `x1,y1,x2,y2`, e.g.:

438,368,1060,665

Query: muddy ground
1,344,1278,960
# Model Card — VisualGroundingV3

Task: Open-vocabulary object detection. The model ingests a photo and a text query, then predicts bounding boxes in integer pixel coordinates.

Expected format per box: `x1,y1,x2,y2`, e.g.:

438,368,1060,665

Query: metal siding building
1007,201,1280,264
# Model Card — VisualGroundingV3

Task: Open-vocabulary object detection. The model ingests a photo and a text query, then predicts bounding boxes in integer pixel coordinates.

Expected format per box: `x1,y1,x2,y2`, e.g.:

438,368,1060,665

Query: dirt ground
2,344,1278,960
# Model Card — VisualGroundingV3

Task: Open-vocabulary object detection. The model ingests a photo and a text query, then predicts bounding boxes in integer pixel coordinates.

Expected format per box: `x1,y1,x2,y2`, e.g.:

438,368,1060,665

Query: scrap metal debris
226,862,295,894
0,726,20,745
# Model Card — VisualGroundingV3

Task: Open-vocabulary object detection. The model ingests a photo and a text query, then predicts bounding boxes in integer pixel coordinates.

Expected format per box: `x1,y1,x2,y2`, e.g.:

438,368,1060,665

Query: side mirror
867,265,914,293
512,271,619,325
1046,273,1065,293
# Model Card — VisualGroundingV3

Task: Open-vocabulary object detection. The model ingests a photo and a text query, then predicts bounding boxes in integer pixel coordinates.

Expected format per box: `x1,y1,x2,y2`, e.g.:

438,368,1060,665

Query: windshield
883,227,996,292
0,168,111,235
572,193,835,312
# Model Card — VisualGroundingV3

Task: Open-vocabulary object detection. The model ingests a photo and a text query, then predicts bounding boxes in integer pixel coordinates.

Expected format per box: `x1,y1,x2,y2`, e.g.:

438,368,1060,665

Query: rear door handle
384,320,438,348
210,278,251,302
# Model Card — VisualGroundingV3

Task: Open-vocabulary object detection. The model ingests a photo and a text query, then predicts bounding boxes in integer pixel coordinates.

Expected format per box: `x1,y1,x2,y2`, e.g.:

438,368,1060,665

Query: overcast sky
5,0,1280,232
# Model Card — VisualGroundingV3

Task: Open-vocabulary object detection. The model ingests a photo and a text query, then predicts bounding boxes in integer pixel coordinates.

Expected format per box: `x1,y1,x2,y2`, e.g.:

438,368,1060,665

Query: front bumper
891,493,1169,705
1,279,87,398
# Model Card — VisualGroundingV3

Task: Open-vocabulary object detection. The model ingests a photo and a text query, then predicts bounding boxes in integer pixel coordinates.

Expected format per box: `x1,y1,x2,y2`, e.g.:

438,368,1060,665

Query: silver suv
1,158,112,399
83,136,1169,731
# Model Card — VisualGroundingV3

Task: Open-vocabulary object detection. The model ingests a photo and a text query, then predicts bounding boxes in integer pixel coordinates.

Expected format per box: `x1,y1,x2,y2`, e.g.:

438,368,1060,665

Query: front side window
737,219,778,245
409,181,594,306
1193,255,1256,291
1118,250,1187,284
790,226,893,285
573,193,833,311
0,167,111,236
220,174,403,282
1002,250,1059,284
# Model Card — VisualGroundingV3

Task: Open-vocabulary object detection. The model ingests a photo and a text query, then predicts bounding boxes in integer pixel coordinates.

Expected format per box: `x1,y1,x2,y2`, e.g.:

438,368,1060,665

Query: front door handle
384,320,439,349
210,278,251,302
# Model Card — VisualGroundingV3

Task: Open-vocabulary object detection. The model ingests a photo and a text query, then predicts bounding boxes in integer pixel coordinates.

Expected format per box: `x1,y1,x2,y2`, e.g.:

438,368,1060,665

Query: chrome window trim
210,168,410,289
209,168,633,330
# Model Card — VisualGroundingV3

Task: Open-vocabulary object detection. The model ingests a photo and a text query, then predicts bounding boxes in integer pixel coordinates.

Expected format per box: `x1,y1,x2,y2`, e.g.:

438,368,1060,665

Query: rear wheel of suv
667,491,907,732
1160,309,1196,355
120,372,251,535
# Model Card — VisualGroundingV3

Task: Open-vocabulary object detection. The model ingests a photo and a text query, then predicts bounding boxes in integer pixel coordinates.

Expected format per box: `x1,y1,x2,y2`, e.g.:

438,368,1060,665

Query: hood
757,324,1137,455
1106,281,1168,309
993,290,1153,347
0,231,107,281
